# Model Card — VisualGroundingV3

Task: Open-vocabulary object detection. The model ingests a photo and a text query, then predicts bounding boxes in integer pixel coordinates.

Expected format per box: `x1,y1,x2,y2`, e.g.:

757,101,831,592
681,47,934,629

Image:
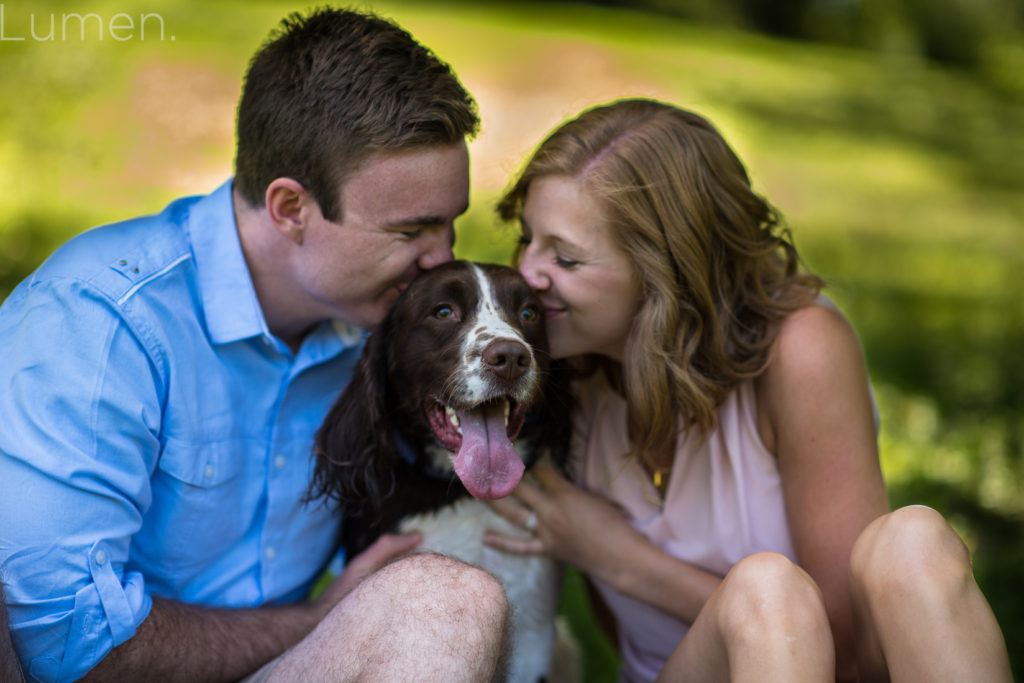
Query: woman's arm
755,303,889,680
485,461,722,626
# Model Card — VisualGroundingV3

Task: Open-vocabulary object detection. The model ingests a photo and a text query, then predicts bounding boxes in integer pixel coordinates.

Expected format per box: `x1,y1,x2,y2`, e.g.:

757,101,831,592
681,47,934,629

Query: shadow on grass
849,286,1024,423
724,69,1024,192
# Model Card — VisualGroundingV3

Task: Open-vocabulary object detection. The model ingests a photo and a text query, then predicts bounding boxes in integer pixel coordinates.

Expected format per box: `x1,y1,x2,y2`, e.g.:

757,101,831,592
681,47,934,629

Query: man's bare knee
358,553,508,621
292,553,510,681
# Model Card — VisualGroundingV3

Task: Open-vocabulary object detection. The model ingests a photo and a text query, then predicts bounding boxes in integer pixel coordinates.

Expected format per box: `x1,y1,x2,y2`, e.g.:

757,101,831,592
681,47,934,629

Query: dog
311,260,573,682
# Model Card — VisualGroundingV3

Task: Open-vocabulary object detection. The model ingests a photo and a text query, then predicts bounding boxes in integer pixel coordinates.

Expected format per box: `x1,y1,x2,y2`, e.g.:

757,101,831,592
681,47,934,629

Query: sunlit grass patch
879,385,1024,514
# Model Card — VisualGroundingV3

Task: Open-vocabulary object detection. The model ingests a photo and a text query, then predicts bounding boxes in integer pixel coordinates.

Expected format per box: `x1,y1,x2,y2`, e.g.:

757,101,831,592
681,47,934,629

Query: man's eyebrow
386,202,470,229
387,216,445,228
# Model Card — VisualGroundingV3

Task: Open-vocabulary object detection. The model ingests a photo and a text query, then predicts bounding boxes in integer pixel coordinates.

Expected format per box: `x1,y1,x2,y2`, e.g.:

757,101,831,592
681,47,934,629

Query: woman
486,99,1011,682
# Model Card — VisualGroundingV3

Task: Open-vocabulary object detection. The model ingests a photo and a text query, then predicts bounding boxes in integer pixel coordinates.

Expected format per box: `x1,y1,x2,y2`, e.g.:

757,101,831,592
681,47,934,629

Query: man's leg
268,553,510,682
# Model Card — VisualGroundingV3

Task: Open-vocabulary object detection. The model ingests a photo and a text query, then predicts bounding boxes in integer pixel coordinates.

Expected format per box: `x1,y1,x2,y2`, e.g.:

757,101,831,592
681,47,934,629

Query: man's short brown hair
234,7,479,221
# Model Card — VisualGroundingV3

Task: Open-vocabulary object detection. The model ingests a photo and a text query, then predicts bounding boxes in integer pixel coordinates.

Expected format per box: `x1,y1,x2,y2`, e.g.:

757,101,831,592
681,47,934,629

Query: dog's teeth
445,406,460,429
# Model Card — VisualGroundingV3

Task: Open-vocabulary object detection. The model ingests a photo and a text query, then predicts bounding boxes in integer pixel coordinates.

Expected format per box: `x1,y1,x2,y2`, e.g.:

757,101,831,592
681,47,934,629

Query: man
1,582,23,682
0,8,509,681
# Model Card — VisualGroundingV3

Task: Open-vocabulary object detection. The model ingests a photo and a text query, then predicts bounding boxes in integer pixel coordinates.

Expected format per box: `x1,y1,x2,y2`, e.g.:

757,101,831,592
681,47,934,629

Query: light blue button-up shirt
0,180,362,682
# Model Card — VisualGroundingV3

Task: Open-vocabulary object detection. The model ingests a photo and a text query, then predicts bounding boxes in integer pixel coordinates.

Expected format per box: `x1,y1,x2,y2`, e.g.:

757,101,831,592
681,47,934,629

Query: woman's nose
518,251,549,292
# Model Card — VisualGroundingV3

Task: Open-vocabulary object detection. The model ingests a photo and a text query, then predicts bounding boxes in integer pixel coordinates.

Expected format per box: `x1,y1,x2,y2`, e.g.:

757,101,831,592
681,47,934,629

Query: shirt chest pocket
156,435,249,487
136,437,259,581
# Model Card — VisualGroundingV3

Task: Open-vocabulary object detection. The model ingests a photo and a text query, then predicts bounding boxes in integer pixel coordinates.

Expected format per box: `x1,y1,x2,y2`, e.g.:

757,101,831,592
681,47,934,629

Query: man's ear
264,178,315,245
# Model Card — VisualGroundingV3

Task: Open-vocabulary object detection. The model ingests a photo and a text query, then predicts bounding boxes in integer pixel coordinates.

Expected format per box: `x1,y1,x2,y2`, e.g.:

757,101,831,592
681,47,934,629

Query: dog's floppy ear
524,358,576,476
310,321,397,516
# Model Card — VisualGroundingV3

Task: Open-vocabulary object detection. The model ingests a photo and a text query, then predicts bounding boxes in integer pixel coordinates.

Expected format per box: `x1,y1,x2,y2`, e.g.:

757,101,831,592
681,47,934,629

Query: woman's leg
849,505,1013,683
656,552,834,683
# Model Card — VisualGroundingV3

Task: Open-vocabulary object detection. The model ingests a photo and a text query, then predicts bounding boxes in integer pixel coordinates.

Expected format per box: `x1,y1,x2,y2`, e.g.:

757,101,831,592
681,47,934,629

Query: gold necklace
626,413,673,506
639,463,673,508
651,466,671,491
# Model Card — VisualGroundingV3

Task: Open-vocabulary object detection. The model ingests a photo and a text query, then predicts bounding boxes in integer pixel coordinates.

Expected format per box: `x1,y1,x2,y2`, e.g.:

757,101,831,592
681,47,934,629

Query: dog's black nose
482,339,531,381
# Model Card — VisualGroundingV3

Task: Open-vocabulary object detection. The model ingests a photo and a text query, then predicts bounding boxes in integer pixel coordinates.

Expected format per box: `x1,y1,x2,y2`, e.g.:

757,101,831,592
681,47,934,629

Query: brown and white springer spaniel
312,260,572,683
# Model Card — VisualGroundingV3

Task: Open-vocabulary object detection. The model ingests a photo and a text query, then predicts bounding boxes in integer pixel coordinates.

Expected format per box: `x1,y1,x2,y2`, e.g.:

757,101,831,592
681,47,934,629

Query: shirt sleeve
0,277,163,682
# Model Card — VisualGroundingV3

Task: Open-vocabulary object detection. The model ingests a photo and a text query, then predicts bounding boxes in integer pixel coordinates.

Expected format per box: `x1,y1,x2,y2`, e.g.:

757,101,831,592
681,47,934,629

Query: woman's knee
851,505,972,601
715,552,830,643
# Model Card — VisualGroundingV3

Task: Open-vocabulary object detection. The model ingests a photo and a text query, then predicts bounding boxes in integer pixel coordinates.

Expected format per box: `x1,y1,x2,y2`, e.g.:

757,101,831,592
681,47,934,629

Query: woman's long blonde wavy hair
498,99,824,461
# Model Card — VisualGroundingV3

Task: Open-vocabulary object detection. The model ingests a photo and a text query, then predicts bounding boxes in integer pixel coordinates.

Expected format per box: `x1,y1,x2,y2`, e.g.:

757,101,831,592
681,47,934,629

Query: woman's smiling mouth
539,298,565,318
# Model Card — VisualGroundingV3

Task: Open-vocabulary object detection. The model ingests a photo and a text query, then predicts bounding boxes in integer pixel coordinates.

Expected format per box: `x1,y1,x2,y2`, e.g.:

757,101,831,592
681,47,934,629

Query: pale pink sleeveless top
572,371,797,683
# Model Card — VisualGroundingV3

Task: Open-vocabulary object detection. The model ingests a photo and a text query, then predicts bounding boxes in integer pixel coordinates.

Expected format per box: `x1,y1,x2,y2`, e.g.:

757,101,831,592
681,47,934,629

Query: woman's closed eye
518,231,580,268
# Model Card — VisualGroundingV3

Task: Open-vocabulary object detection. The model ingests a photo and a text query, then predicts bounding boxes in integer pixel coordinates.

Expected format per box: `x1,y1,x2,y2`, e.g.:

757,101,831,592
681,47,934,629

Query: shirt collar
186,179,270,345
291,319,367,374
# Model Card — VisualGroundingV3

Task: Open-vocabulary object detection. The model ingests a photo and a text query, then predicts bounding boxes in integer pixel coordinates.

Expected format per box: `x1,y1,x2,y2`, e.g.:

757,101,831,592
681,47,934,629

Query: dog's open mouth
425,396,528,499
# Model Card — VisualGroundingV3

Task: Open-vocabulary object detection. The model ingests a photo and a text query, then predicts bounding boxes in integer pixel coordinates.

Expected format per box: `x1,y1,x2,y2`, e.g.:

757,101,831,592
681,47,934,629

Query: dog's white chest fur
397,499,561,683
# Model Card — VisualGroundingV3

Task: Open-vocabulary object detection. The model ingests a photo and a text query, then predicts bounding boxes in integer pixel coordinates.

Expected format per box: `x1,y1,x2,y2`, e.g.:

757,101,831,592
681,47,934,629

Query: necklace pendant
652,466,671,490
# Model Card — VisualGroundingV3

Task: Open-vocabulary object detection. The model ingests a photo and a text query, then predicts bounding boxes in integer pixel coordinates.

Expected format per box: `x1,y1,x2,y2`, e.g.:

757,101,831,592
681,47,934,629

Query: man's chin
387,283,407,306
368,289,403,325
351,283,412,329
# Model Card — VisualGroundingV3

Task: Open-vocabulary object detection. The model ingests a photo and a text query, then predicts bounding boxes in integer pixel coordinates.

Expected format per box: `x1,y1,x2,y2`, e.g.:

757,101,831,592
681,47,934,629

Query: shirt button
204,464,214,479
274,456,286,470
264,547,276,562
95,550,107,566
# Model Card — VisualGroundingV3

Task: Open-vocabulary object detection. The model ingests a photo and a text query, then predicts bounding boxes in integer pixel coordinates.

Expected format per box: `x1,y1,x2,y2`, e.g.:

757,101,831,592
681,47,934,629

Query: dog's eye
433,305,457,320
520,305,539,323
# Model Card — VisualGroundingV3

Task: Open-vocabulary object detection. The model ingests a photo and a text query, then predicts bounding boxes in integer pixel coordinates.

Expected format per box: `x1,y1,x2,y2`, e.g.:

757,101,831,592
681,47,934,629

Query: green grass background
1,2,1021,680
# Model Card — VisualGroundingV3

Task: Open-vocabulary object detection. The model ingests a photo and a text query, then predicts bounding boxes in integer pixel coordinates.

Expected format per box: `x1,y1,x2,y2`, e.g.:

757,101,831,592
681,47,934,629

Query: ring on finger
523,511,538,532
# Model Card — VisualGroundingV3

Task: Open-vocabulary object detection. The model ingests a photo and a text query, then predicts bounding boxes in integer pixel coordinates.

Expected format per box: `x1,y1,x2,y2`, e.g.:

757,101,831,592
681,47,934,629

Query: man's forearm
1,581,25,683
81,596,323,682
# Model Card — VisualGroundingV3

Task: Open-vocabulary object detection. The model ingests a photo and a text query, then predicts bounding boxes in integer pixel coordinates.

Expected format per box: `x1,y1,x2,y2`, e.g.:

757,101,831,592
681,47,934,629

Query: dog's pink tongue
453,402,524,499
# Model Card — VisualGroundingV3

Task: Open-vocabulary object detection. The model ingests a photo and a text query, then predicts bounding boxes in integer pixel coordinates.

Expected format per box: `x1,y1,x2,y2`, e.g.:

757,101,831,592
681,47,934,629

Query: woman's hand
484,459,644,581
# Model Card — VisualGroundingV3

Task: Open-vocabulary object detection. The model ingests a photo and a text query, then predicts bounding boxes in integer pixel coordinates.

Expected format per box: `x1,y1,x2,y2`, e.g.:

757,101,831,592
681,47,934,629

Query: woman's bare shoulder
755,301,870,451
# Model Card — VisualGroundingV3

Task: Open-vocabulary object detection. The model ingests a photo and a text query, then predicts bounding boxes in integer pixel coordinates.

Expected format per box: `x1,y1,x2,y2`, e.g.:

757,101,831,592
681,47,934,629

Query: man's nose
418,226,455,271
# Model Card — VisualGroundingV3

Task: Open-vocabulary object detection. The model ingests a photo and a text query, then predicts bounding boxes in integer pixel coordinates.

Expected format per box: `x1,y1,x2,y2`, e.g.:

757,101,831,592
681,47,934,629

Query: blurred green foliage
1,1,1021,679
558,0,1024,83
